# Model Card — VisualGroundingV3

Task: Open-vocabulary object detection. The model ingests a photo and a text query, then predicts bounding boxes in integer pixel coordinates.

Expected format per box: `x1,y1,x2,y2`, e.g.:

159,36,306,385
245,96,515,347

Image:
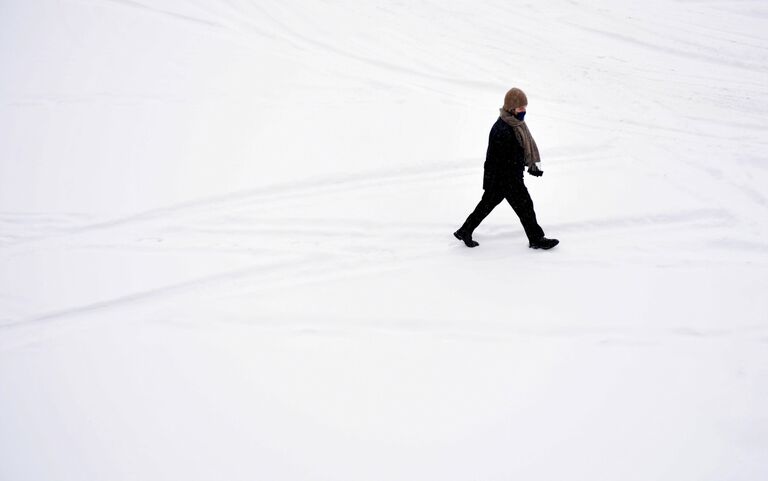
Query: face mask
514,111,526,121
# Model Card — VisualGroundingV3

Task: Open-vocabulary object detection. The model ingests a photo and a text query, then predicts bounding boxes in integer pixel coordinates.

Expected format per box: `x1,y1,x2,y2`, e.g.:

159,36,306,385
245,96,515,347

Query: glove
527,163,543,177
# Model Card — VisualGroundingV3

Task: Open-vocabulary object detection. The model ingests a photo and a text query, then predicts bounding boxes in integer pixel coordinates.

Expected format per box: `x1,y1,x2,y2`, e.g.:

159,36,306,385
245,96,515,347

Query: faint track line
479,208,733,241
0,254,342,329
0,159,478,249
101,0,224,29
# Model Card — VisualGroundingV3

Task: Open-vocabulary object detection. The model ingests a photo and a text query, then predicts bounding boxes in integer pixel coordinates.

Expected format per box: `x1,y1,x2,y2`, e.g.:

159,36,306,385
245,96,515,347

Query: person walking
454,87,559,249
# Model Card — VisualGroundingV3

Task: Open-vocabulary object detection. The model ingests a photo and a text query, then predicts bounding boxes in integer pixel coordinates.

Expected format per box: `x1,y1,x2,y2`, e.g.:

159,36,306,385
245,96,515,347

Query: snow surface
1,0,768,480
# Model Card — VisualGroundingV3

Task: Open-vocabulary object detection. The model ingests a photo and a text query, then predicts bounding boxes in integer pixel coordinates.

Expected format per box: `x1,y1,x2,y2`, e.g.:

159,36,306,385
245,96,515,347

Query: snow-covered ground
2,0,767,480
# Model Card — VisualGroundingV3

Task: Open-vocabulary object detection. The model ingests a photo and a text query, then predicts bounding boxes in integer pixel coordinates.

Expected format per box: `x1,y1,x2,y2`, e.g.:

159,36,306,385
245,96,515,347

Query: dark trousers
460,183,545,242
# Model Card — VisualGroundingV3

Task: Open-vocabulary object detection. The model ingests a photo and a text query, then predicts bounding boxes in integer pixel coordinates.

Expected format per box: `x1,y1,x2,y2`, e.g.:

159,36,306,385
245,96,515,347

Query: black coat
483,117,525,190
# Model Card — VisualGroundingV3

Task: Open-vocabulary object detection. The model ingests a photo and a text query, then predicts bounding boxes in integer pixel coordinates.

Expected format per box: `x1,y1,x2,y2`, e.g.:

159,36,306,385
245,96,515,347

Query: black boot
454,229,479,248
529,237,559,250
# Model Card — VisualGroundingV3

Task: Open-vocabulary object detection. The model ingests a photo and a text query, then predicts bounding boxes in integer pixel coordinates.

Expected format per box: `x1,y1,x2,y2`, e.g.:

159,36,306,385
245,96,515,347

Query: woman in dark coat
454,87,559,249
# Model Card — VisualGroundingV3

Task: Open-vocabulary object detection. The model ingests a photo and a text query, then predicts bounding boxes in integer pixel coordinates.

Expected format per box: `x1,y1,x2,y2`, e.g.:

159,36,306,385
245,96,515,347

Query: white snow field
2,0,768,479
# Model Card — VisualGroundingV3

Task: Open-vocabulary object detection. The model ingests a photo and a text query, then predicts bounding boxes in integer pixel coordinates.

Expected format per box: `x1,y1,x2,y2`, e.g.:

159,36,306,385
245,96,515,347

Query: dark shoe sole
529,239,559,250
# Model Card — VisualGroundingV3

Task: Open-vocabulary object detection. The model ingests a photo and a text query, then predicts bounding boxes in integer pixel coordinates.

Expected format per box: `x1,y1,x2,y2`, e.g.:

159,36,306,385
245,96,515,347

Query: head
503,87,528,114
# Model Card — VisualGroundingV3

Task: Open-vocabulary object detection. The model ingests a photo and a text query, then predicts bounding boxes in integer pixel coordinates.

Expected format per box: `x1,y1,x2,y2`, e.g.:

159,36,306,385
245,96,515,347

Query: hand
527,164,543,177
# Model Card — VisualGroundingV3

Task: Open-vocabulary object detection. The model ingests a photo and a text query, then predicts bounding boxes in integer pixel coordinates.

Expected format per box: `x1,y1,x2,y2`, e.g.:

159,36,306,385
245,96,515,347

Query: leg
459,189,506,235
505,182,545,242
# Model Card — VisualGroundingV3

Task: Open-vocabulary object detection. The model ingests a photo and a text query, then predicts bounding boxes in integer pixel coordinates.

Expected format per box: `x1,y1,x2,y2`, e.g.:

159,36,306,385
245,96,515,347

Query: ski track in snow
0,168,757,329
1,0,766,348
2,1,768,480
0,143,765,330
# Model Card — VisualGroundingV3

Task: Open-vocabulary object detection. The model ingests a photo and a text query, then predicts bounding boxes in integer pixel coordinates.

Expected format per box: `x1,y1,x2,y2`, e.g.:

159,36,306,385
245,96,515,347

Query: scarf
499,108,541,170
